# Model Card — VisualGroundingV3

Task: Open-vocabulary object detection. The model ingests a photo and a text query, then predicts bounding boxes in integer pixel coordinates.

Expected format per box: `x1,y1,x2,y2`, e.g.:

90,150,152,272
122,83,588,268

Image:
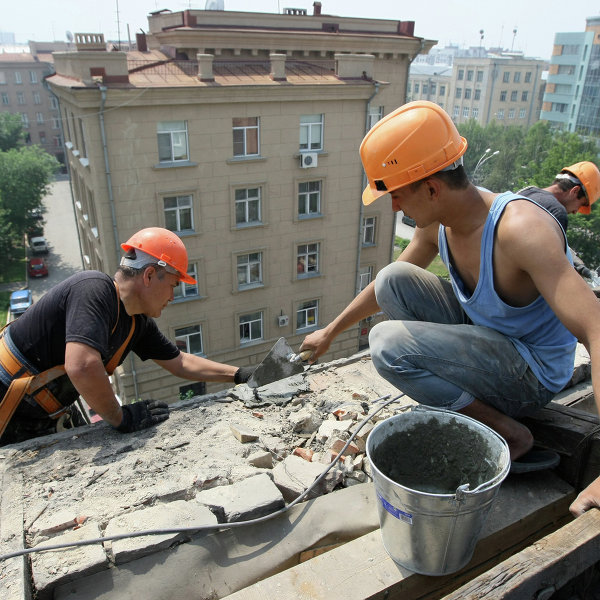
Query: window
519,108,526,119
237,252,262,288
497,109,504,119
502,71,510,83
297,243,320,277
175,325,203,355
39,132,46,144
0,71,5,84
52,118,60,130
439,85,446,96
525,71,532,83
299,114,323,151
557,65,575,75
467,70,474,81
15,71,22,84
233,117,259,157
508,108,515,119
297,300,318,331
164,194,193,232
474,89,481,100
463,107,470,118
179,381,206,398
458,69,464,80
414,83,420,93
464,88,471,99
367,106,383,130
298,181,321,217
510,91,518,102
1,92,8,105
50,97,58,109
472,107,479,118
359,266,373,291
362,216,376,246
455,87,462,99
17,92,25,105
235,187,261,226
33,91,41,104
29,71,37,84
239,311,263,344
174,263,198,299
157,121,189,162
521,91,528,101
513,72,521,83
430,83,436,94
476,71,483,82
453,106,460,118
422,84,428,94
36,112,43,124
21,113,29,127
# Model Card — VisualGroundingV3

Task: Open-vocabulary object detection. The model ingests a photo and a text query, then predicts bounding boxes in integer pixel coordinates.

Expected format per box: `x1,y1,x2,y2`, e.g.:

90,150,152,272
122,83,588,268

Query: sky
2,0,598,60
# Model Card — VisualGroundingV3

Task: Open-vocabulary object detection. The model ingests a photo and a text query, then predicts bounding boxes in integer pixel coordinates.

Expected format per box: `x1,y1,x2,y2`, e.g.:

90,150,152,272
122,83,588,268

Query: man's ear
424,177,442,199
142,265,156,286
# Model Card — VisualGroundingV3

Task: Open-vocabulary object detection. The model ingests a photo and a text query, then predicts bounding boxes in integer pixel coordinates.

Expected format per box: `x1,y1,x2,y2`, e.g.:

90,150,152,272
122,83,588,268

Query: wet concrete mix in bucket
371,417,499,494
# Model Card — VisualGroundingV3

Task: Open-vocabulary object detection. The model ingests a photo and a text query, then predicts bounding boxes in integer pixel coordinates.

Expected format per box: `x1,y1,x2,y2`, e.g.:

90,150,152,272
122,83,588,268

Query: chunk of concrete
196,473,284,523
289,406,323,433
105,500,217,565
247,450,273,469
230,423,259,443
272,455,343,502
30,522,108,599
316,419,354,442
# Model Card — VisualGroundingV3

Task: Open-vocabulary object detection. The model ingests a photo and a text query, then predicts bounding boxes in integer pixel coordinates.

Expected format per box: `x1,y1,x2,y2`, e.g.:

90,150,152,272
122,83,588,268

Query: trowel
247,337,312,388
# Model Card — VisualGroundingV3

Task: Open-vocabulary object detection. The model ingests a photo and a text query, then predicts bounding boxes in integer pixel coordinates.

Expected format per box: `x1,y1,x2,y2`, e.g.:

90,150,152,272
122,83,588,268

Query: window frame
298,180,322,219
164,194,194,233
296,299,319,332
362,216,376,246
232,117,260,157
235,186,262,227
173,262,199,300
236,251,263,290
239,311,264,345
299,114,324,152
175,324,204,356
296,242,321,279
157,120,189,163
358,265,374,292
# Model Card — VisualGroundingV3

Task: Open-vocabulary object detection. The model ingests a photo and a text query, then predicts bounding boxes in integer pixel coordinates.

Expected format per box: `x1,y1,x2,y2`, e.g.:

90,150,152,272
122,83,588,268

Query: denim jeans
369,262,555,418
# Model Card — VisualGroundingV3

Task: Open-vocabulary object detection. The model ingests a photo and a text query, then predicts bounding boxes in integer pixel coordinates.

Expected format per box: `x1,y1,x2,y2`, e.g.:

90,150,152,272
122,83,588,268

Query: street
27,177,83,302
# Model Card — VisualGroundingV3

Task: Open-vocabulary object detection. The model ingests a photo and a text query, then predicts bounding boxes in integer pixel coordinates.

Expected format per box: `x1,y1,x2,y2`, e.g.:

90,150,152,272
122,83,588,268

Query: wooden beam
441,509,600,599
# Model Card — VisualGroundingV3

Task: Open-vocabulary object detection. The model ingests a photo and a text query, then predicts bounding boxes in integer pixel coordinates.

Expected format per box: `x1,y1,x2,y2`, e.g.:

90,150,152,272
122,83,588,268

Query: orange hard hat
360,101,468,205
121,227,196,284
560,162,600,215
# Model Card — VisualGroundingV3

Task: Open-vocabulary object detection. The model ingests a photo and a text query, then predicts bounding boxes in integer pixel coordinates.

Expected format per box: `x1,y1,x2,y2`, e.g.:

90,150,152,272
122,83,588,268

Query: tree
0,113,25,151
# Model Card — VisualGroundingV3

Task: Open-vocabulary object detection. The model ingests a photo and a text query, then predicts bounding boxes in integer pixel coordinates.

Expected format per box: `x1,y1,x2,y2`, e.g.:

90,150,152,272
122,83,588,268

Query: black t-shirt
7,271,179,411
518,187,568,232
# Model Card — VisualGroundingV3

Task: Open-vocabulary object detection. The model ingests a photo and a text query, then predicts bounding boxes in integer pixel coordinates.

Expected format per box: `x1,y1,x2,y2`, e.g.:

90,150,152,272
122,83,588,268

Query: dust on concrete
370,417,499,494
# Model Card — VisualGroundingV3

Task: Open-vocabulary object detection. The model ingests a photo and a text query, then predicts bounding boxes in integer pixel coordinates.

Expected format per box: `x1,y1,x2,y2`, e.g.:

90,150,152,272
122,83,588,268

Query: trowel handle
297,350,313,361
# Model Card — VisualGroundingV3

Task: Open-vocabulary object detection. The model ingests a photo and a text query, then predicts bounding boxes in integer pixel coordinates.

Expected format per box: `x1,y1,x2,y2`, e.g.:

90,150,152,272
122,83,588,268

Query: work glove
116,399,170,433
234,366,255,384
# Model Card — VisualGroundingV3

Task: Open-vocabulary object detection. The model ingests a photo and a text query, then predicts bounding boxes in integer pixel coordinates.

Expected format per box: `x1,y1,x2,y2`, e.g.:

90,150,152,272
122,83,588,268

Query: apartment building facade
541,16,600,135
47,8,433,403
406,65,452,111
0,42,68,165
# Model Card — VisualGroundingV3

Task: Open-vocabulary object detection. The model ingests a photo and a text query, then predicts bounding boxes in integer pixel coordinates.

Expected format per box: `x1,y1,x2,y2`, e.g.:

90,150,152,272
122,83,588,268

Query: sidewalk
0,281,26,293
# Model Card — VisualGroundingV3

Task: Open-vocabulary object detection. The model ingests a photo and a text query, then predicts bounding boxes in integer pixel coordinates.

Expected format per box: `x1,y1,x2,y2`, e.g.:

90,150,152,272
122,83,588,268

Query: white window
453,106,460,118
300,114,323,151
36,112,44,124
33,92,41,104
17,92,25,105
174,263,198,299
157,121,189,162
175,325,203,355
232,117,259,157
519,108,526,119
14,71,22,84
298,181,321,217
0,71,5,84
52,118,60,130
1,92,8,105
359,266,373,291
29,71,37,84
362,216,376,245
297,243,320,277
367,106,384,130
164,194,193,232
463,107,470,118
21,113,29,128
508,108,515,119
50,97,58,109
497,109,504,119
235,187,261,226
237,252,263,288
239,311,263,344
472,107,479,118
297,300,318,331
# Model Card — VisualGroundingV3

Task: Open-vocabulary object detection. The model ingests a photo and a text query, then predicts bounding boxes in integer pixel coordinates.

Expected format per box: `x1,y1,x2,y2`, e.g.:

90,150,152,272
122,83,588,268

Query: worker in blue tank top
300,101,600,518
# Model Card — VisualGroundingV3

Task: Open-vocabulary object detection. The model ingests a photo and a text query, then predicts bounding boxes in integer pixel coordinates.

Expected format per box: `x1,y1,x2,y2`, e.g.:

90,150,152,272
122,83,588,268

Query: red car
28,257,48,278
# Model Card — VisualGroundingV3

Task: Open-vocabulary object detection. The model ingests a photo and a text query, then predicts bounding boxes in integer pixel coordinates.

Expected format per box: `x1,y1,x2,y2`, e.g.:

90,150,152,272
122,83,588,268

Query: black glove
234,366,255,384
116,400,170,433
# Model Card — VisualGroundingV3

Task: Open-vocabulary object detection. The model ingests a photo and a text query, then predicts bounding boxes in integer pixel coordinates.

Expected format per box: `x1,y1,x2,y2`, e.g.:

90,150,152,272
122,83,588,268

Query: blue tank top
438,191,577,393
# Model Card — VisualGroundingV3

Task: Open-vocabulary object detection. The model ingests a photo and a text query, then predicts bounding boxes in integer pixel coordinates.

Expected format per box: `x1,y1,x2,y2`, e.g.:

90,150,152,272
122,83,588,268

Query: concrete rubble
0,345,593,599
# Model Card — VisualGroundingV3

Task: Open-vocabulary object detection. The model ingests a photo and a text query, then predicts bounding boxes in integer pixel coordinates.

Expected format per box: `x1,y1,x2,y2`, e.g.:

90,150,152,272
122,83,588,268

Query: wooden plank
223,473,575,600
440,509,600,600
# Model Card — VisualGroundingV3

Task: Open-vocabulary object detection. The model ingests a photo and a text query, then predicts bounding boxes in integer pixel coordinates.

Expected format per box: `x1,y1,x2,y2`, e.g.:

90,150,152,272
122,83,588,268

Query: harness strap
0,376,34,439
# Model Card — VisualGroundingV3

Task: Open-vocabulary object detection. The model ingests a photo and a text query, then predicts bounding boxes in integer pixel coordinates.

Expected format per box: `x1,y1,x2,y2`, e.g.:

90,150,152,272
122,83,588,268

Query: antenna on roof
66,30,74,42
205,0,225,9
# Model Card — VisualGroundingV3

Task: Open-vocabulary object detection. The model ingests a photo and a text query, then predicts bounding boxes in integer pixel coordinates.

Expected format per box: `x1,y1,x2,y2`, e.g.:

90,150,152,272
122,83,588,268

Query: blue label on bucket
377,491,413,525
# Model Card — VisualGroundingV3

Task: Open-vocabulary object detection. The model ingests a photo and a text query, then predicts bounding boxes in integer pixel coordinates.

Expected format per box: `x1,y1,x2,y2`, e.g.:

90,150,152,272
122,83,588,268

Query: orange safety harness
0,282,135,438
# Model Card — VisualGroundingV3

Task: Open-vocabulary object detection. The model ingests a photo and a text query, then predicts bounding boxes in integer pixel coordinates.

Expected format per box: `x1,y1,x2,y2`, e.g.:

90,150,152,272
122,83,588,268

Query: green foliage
567,209,600,268
0,113,25,151
0,145,59,253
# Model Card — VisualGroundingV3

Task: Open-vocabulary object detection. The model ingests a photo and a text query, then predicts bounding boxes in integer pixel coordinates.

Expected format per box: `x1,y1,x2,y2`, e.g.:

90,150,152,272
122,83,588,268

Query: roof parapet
335,53,375,80
52,50,130,85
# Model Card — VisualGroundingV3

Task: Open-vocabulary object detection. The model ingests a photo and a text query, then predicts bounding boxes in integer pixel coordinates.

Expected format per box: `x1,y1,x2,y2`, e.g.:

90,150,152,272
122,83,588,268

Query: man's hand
116,400,170,433
300,328,333,363
234,366,255,384
570,476,600,517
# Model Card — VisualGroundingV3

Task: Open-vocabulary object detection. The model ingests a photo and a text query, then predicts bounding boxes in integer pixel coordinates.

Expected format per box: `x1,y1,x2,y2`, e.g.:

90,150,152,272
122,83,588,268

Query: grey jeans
369,262,555,418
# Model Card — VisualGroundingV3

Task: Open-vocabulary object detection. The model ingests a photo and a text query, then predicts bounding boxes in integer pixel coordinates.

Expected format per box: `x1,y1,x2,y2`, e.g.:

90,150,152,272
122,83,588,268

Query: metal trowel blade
247,337,305,388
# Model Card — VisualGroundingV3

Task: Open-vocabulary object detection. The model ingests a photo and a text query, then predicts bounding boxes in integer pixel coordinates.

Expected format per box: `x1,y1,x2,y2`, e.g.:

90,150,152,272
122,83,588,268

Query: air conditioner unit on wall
277,315,289,327
300,152,318,168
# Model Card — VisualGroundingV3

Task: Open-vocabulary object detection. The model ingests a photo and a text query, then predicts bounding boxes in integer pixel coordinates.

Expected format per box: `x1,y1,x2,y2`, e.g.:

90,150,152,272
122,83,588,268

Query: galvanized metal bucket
366,406,510,575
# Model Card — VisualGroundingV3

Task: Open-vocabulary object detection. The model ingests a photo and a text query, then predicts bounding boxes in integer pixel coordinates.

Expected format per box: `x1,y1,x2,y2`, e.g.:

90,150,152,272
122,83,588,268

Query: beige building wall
48,9,432,403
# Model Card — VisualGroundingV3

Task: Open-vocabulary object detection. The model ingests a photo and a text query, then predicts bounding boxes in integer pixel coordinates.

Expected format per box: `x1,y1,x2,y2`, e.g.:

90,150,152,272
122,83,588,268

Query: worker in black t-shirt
0,227,254,445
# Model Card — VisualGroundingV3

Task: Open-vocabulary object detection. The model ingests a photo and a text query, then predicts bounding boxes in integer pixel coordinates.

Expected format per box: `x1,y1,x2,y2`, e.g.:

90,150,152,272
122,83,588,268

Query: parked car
28,257,48,278
9,289,33,317
30,236,49,255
